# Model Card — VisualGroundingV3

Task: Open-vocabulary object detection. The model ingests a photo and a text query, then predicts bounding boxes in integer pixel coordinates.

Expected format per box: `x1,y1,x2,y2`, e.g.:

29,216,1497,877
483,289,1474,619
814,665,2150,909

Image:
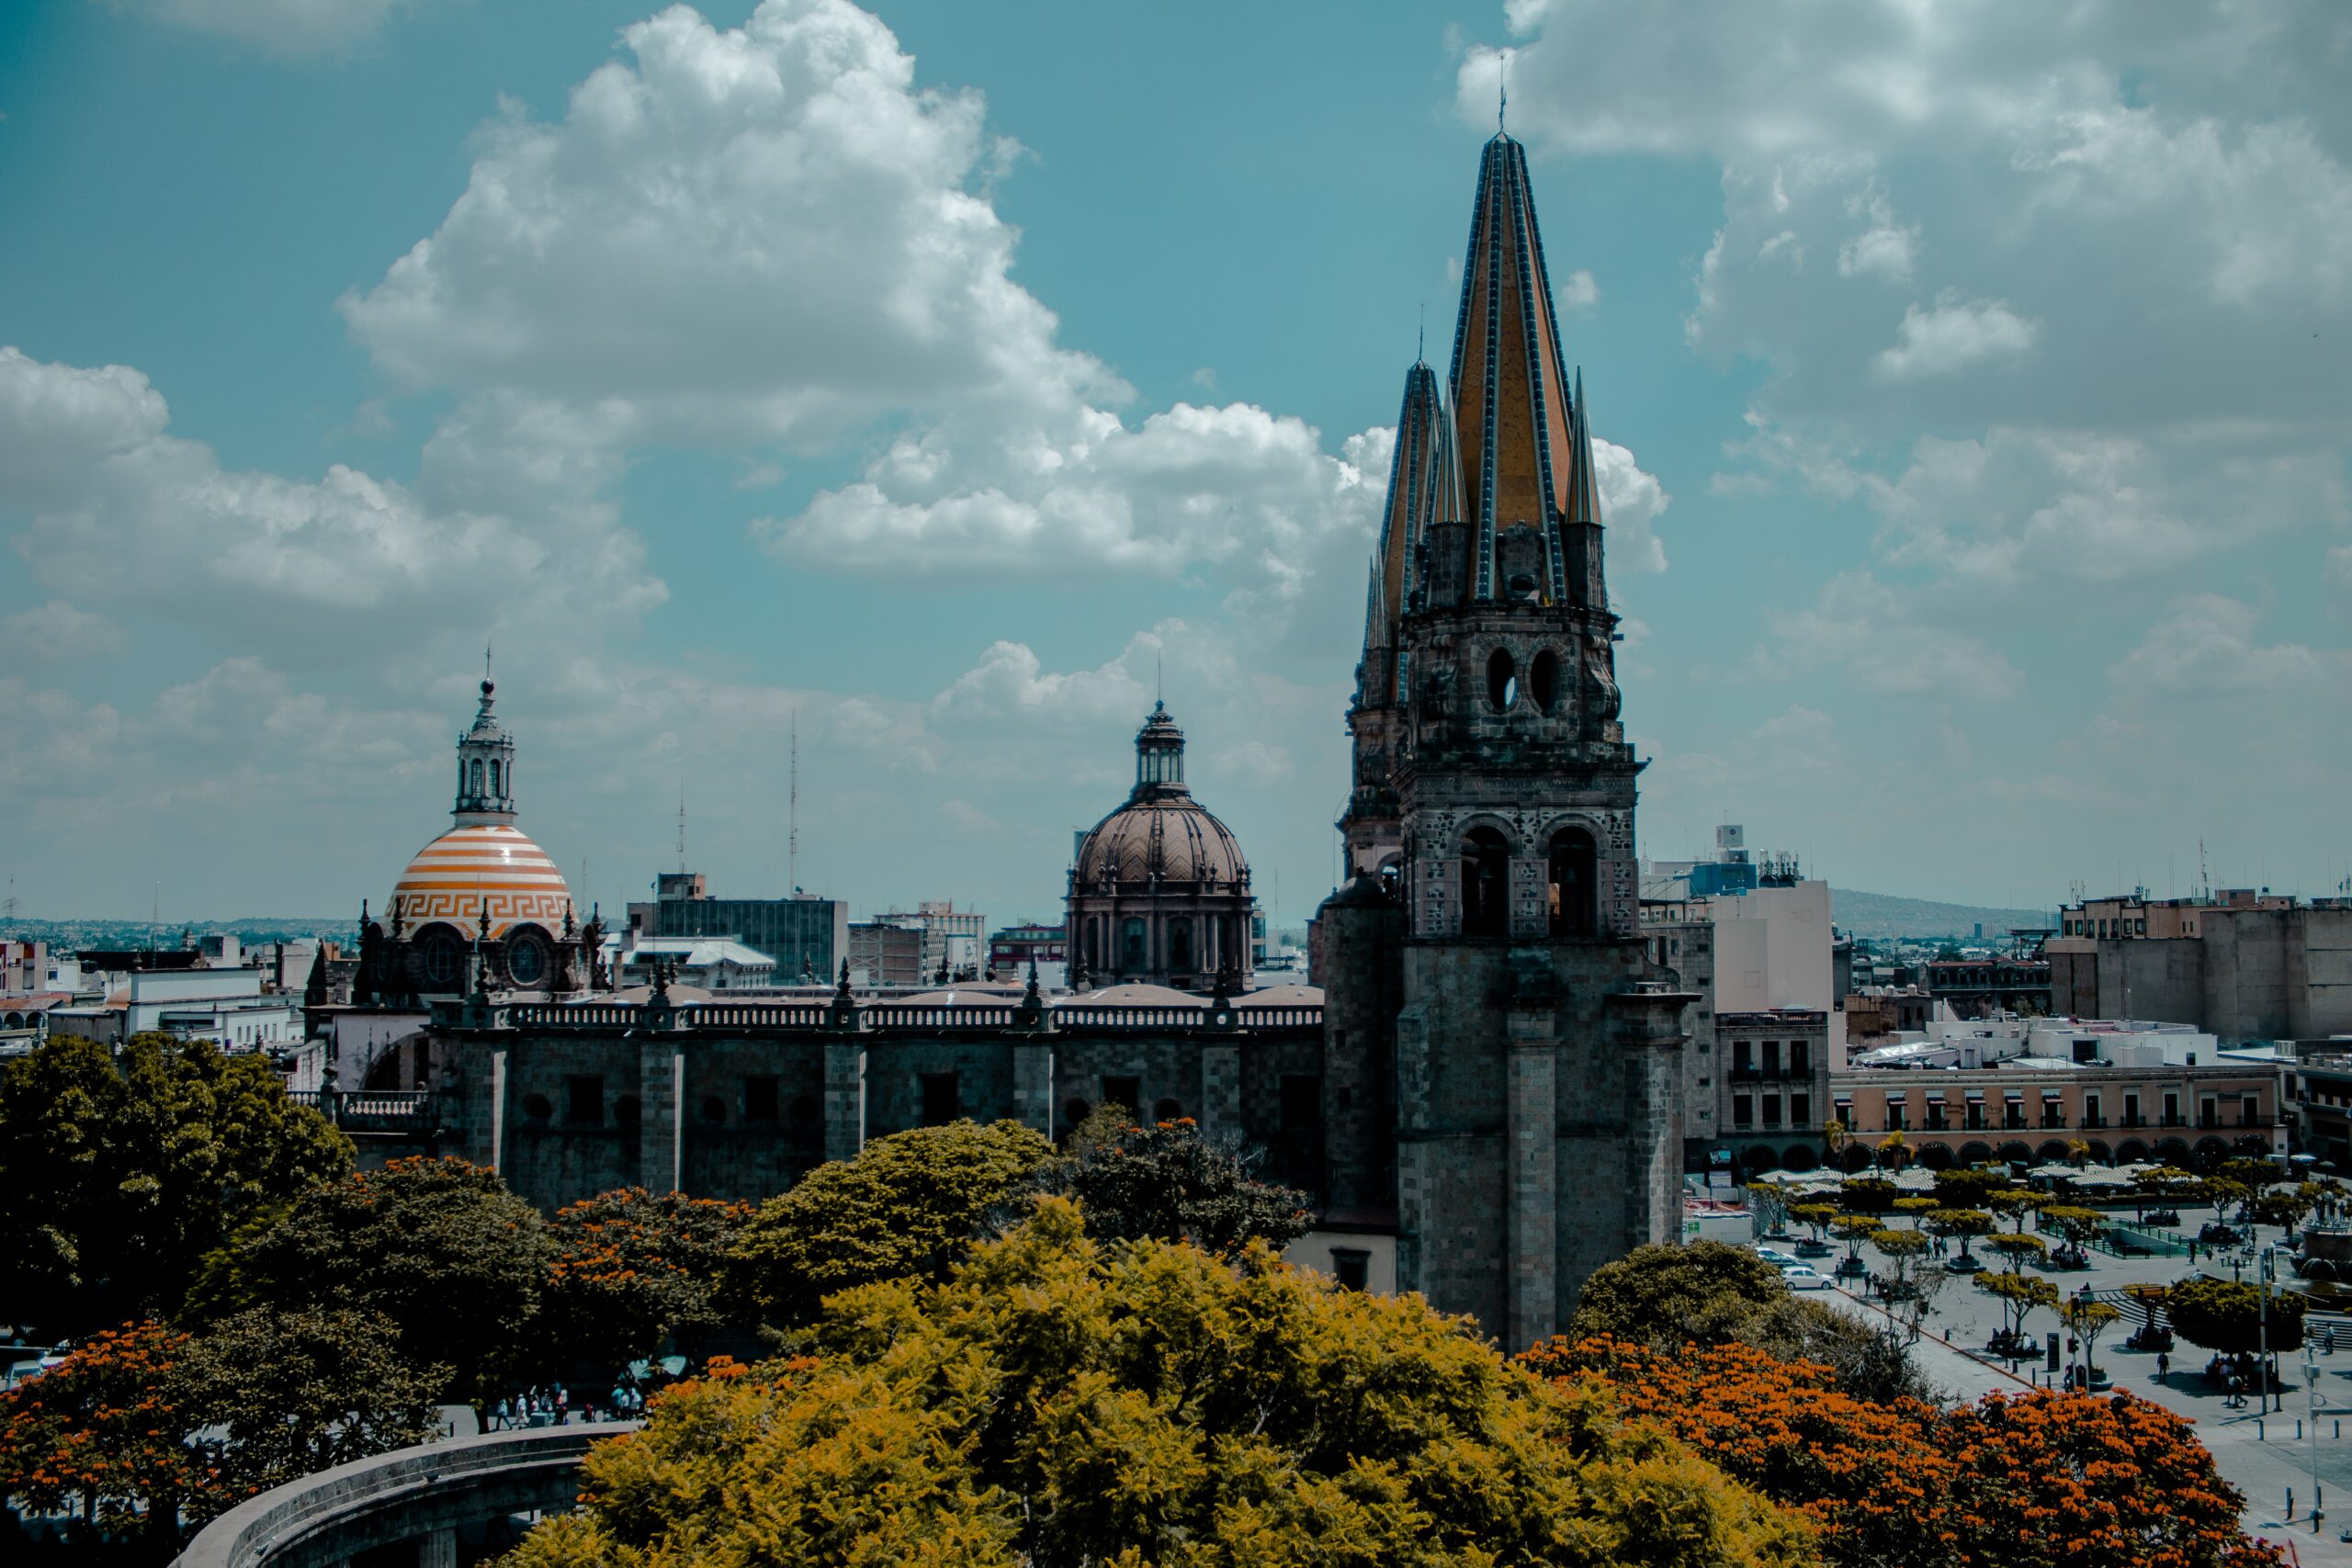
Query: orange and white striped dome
389,824,576,940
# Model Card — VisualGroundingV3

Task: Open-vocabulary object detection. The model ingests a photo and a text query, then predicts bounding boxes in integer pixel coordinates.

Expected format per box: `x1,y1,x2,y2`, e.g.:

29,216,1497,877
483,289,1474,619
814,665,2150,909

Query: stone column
1609,987,1696,1253
1199,1042,1242,1145
1505,1009,1558,1353
488,1048,509,1175
638,1042,684,1193
418,1528,458,1568
823,1041,866,1162
1012,1042,1056,1139
1393,1004,1433,1297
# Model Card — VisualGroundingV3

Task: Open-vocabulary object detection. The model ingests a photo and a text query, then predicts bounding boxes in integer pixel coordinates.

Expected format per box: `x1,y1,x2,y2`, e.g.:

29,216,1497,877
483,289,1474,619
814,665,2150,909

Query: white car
1778,1265,1829,1291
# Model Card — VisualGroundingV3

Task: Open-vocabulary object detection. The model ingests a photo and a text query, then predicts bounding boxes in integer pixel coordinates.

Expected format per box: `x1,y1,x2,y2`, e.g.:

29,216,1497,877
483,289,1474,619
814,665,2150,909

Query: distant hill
1830,888,2057,942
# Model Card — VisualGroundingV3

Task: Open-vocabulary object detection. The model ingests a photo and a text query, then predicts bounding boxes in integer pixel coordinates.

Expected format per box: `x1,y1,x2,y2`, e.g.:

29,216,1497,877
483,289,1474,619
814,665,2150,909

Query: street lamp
2303,1341,2326,1533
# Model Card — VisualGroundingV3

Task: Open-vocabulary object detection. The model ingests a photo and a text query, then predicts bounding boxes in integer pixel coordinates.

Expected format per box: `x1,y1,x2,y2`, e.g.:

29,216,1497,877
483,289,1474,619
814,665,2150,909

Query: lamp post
2304,1341,2326,1533
2259,1245,2278,1415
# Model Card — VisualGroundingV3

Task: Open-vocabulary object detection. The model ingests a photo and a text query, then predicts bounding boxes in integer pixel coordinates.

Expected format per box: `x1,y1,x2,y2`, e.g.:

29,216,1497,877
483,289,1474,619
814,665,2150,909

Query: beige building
2045,890,2350,1043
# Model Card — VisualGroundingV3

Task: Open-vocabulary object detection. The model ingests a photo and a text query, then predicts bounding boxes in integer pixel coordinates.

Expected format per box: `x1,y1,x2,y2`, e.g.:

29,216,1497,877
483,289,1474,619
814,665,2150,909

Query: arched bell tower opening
1546,827,1598,938
1460,827,1511,936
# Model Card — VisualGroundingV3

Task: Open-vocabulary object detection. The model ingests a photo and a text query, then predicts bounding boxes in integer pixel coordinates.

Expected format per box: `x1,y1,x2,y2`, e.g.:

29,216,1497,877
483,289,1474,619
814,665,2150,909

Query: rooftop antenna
676,782,687,875
788,710,799,894
484,636,492,683
1156,649,1163,705
1417,303,1426,364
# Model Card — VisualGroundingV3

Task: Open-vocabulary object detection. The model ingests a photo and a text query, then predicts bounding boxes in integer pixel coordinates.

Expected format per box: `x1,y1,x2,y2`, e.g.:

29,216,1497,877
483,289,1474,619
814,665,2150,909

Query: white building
47,967,301,1050
619,935,778,990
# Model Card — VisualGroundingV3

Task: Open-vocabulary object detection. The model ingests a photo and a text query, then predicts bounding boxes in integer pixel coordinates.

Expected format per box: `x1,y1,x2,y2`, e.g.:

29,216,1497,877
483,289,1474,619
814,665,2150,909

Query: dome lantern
454,676,516,827
1135,701,1185,793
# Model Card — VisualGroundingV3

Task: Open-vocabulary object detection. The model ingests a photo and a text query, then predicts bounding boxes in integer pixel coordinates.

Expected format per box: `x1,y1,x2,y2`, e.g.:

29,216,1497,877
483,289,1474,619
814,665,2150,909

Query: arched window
1170,917,1193,972
469,758,484,796
1084,917,1100,971
1462,827,1511,936
1487,648,1517,711
1531,649,1561,714
1121,918,1148,973
489,760,501,796
1548,827,1599,938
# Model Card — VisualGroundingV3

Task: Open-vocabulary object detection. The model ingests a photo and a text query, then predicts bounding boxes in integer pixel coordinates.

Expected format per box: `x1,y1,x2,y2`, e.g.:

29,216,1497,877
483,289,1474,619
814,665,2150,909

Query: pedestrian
2328,1326,2338,1356
2157,1351,2170,1382
556,1384,570,1425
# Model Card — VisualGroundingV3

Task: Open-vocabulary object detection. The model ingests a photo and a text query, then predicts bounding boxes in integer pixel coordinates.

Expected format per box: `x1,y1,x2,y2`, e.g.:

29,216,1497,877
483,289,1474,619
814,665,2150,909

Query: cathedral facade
317,132,1689,1348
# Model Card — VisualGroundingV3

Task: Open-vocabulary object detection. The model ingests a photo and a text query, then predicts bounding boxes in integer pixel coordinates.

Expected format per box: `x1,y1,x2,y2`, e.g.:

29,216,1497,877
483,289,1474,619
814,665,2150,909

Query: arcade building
311,129,1694,1345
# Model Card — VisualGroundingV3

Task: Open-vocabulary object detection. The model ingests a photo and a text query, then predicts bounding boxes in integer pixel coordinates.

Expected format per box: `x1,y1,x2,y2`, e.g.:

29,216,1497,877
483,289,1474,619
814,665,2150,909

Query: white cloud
1754,570,2020,699
1,601,123,662
1592,434,1668,574
108,0,423,57
1872,294,2036,379
342,0,1384,609
0,346,665,674
2109,594,2333,696
1558,268,1600,311
930,638,1149,727
1837,188,1917,282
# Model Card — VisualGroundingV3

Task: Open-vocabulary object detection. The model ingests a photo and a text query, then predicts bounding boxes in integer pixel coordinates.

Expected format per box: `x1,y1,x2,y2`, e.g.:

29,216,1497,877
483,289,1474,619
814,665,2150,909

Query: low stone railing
174,1422,635,1568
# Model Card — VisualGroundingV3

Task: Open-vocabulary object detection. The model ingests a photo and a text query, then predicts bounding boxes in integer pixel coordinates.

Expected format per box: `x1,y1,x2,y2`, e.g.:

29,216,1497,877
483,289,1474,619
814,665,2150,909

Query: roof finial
1155,648,1163,705
1498,51,1509,135
1418,302,1426,366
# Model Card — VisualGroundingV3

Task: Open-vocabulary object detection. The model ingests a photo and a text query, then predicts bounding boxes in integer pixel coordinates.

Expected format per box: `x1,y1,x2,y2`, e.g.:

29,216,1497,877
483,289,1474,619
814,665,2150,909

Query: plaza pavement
1813,1221,2352,1565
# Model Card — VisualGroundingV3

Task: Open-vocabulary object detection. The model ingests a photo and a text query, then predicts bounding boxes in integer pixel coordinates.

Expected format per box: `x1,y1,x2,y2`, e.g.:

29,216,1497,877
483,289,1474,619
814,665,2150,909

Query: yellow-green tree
1984,1234,2049,1274
1984,1190,2044,1235
1977,1272,2060,1346
504,1200,1815,1568
725,1121,1055,1325
1925,1207,1994,1266
1890,1196,1939,1230
2064,1298,2122,1378
1791,1202,1840,1248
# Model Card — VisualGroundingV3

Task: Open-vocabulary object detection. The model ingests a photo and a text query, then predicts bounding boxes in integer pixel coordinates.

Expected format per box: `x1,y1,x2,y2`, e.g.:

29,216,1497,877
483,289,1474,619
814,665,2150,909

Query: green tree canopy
541,1188,752,1368
0,1032,351,1337
1566,1241,1926,1401
2166,1275,2305,1355
725,1121,1055,1326
1043,1115,1312,1257
175,1305,446,1515
504,1200,1812,1568
187,1156,551,1404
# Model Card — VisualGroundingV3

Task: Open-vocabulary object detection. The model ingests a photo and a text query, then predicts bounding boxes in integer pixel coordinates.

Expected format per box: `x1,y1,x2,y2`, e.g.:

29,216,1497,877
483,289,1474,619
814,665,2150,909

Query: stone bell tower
1321,130,1692,1351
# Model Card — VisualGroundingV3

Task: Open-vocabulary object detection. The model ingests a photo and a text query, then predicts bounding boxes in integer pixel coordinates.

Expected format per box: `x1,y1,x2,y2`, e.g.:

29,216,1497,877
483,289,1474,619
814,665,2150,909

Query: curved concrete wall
174,1422,637,1568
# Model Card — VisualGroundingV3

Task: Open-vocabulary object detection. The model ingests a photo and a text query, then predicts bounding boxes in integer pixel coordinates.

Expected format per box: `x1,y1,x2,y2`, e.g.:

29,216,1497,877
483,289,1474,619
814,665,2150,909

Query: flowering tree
1984,1233,2050,1274
1531,1335,2284,1568
543,1188,753,1368
2064,1298,2122,1379
0,1321,206,1545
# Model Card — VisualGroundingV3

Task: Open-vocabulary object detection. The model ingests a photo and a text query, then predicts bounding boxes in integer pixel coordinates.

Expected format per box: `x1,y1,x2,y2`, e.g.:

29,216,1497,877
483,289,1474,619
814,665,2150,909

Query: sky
0,0,2346,931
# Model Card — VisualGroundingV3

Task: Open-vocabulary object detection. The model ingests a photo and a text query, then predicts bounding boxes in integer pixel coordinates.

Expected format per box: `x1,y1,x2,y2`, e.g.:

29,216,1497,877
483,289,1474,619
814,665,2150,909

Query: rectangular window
1330,1248,1370,1292
1967,1102,1985,1131
565,1075,604,1125
2084,1093,2101,1127
1886,1100,1906,1131
2199,1096,2219,1128
1732,1093,1753,1128
1790,1039,1811,1077
745,1076,780,1122
1790,1092,1811,1127
1762,1094,1782,1127
921,1072,961,1127
1925,1099,1947,1131
2164,1091,2180,1126
1734,1040,1754,1074
1280,1074,1323,1133
1102,1076,1143,1118
2243,1095,2260,1126
2124,1091,2141,1126
1762,1040,1781,1076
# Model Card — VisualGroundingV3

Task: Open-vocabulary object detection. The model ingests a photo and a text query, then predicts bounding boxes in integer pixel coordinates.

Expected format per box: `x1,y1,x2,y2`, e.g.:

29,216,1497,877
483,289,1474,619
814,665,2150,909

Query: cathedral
321,129,1691,1348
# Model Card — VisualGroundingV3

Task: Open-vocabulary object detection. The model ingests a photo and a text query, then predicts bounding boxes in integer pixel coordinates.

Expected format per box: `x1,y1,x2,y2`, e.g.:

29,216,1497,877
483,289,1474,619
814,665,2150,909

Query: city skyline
3,0,2347,929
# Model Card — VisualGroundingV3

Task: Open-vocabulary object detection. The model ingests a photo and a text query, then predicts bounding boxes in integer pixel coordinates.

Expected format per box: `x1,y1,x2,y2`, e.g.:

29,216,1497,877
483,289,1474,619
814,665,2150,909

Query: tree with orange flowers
1529,1334,2285,1568
0,1320,206,1548
542,1188,752,1367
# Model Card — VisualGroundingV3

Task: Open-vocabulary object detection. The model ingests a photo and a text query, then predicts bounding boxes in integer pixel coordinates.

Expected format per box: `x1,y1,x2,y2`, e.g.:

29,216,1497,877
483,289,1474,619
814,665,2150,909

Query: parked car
1779,1265,1829,1292
1753,1245,1798,1268
1945,1254,1987,1274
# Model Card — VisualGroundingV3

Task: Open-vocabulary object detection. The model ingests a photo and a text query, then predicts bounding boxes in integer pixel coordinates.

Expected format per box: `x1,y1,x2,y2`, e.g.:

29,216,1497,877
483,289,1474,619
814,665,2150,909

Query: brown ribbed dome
1076,795,1249,888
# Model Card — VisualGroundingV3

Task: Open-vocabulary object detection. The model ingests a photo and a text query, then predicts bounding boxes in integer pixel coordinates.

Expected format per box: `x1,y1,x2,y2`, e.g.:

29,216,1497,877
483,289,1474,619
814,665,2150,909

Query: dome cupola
454,677,516,827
